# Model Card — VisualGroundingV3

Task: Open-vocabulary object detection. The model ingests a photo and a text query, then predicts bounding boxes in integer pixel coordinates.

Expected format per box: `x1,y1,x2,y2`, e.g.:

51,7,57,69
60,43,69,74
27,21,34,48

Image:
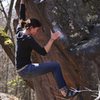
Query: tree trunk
14,0,100,100
0,29,14,65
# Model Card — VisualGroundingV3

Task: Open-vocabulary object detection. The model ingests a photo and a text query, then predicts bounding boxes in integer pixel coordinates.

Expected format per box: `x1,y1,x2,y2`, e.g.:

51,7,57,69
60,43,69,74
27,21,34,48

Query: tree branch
0,28,15,65
0,1,15,44
0,1,8,19
4,0,14,32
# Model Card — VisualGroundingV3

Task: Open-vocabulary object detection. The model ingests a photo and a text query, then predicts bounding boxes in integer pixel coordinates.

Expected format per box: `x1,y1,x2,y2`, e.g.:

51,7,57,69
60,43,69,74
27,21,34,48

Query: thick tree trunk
13,0,100,100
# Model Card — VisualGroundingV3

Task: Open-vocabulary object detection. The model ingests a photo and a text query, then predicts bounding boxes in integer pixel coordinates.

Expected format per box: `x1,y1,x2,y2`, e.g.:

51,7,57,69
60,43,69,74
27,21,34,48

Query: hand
50,30,61,41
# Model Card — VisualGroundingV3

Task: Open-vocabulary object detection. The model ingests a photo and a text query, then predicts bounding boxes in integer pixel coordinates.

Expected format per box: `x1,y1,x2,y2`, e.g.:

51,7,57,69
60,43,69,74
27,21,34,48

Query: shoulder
16,31,30,40
16,24,23,34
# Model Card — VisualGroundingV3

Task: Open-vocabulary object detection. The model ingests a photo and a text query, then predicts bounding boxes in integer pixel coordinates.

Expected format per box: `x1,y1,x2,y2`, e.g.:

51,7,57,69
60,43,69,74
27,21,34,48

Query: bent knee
52,61,61,69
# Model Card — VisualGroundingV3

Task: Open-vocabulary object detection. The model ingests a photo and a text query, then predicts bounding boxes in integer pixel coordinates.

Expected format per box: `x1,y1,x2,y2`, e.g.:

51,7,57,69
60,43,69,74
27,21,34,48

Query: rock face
14,0,100,100
0,93,19,100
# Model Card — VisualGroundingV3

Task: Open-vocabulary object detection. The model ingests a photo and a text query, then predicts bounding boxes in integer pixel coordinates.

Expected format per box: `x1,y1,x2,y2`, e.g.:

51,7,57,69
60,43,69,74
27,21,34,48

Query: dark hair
21,18,42,29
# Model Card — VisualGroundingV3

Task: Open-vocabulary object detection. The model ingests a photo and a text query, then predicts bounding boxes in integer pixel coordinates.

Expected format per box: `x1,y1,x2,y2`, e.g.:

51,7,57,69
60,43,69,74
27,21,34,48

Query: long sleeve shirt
16,4,47,70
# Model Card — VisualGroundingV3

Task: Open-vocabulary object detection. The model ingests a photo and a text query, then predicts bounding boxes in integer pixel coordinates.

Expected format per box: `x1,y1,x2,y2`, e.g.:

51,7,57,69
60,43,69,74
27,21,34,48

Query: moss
0,28,14,47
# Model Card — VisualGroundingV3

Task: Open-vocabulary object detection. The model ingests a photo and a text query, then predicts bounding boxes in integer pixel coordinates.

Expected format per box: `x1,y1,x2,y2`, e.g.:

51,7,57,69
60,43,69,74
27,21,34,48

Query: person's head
22,18,42,35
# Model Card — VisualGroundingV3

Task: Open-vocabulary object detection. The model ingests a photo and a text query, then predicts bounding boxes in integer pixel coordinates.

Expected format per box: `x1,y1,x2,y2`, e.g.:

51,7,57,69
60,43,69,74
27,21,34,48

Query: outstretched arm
16,0,26,33
19,0,26,20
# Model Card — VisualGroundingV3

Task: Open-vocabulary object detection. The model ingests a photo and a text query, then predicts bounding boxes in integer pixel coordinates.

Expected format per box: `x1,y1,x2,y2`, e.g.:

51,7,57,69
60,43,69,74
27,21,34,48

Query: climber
15,0,79,98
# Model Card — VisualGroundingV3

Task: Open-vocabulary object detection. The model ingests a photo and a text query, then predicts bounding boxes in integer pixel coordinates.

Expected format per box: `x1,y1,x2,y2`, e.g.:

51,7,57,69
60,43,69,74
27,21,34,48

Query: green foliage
0,28,13,47
7,76,25,87
7,76,26,93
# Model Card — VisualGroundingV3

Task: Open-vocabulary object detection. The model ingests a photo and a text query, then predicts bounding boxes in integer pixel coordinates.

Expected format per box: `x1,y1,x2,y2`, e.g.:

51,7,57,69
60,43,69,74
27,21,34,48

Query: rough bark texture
14,0,100,100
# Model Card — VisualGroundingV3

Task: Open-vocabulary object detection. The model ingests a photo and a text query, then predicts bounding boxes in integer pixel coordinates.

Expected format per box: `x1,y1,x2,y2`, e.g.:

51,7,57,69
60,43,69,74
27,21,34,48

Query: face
29,27,41,36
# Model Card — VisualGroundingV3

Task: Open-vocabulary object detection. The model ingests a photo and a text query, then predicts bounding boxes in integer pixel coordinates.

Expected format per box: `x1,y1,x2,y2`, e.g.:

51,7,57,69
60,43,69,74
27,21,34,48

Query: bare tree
0,0,14,44
0,0,15,65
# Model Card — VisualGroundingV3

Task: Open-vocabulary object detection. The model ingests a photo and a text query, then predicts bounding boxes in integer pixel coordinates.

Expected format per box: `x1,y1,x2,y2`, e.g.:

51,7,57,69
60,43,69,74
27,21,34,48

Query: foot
60,87,79,98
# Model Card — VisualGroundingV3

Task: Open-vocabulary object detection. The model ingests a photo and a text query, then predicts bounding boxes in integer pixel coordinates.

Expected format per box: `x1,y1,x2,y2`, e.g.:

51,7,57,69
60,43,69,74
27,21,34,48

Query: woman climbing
16,0,79,98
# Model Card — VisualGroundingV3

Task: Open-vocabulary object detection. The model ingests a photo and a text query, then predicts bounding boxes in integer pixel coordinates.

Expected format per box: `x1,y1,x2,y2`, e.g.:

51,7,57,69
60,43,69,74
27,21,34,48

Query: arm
19,0,26,21
16,0,26,33
44,31,60,53
29,38,47,56
28,31,60,56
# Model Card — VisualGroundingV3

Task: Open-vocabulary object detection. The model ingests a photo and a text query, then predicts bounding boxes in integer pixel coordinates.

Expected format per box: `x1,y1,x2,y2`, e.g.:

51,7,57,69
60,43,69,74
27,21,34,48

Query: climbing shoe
60,87,79,99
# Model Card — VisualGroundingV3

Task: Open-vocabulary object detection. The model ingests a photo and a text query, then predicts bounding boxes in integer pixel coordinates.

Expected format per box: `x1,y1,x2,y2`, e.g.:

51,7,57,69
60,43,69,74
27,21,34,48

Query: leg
18,61,79,98
39,61,67,89
18,61,67,89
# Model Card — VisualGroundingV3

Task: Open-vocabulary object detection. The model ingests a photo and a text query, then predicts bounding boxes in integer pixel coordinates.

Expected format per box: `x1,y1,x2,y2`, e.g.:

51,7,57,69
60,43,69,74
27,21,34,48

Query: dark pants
18,61,67,89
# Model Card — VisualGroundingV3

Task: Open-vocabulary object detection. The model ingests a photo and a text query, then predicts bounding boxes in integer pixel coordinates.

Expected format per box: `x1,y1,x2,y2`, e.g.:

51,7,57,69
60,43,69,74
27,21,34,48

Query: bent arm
44,31,60,53
29,38,47,56
44,39,54,53
29,31,60,55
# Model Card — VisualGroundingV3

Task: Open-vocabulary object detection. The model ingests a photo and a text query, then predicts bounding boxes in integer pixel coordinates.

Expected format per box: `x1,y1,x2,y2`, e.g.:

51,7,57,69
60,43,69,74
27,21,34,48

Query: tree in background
0,0,34,100
0,0,100,100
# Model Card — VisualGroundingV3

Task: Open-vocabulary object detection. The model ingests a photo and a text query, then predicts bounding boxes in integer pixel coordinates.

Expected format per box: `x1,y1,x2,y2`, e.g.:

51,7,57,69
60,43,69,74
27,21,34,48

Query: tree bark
10,0,100,100
4,0,14,32
0,0,15,44
0,29,14,65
